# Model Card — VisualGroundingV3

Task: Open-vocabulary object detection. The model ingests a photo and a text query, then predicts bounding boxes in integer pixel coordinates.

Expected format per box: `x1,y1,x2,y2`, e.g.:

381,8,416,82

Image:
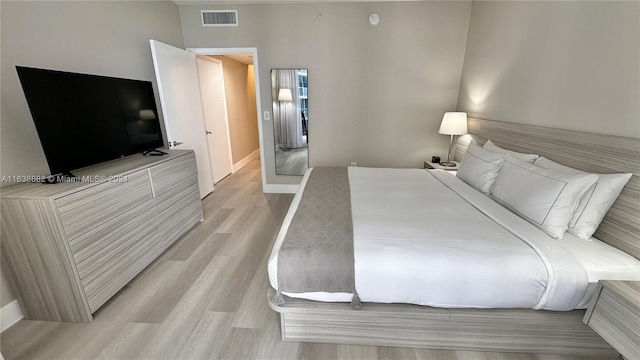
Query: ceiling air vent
202,10,238,27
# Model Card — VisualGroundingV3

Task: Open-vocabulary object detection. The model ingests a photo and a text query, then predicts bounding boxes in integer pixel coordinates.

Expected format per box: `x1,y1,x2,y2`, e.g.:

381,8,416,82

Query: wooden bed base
267,118,639,356
268,289,616,356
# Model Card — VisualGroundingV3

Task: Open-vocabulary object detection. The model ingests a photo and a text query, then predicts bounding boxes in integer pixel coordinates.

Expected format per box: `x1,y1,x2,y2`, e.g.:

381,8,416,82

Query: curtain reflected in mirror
271,69,308,175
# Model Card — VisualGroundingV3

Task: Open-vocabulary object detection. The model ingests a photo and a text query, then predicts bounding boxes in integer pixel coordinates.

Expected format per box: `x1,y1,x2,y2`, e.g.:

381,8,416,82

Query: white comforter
268,167,636,310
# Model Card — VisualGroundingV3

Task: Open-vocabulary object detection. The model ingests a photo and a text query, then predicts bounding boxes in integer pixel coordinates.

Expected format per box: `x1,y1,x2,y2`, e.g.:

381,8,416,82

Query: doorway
189,48,266,190
196,54,260,184
150,41,265,197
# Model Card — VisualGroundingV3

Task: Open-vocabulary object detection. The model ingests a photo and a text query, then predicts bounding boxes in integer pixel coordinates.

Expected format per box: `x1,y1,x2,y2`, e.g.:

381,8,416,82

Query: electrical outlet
263,111,271,121
350,162,357,167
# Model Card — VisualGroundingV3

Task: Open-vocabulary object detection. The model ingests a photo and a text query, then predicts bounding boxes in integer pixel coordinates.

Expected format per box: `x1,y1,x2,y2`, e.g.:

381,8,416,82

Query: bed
267,118,640,356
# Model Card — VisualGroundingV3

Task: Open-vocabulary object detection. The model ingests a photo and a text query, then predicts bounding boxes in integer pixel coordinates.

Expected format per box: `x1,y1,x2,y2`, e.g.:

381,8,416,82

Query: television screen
16,66,164,175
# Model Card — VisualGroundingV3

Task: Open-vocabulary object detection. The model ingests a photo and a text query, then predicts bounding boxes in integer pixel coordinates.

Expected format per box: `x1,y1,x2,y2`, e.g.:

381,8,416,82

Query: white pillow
457,141,506,195
483,139,539,163
491,156,598,239
534,157,632,239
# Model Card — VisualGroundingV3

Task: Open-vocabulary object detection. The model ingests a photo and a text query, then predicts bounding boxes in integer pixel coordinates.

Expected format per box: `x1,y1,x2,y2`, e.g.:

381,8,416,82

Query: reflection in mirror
271,69,308,175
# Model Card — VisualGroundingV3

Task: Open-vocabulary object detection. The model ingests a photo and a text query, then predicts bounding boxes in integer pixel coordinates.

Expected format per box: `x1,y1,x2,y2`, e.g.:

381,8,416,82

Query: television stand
142,149,168,156
1,150,202,322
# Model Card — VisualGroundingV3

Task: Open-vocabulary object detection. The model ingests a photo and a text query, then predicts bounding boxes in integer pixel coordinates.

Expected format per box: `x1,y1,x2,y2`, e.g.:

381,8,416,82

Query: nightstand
424,160,459,171
583,280,640,360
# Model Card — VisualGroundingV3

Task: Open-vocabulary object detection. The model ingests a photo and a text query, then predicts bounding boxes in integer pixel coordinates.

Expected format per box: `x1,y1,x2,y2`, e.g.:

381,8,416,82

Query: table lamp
438,112,468,167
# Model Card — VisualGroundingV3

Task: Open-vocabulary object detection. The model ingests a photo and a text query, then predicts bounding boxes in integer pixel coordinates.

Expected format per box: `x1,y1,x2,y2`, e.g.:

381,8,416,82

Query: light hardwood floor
0,160,615,359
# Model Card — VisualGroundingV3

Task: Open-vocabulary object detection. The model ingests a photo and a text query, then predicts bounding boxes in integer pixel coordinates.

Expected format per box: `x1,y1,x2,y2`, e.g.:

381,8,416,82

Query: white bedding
557,233,640,308
268,167,640,310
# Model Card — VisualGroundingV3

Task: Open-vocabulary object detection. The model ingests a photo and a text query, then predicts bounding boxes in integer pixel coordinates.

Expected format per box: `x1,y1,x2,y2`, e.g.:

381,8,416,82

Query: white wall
180,2,472,185
0,0,184,310
457,1,640,138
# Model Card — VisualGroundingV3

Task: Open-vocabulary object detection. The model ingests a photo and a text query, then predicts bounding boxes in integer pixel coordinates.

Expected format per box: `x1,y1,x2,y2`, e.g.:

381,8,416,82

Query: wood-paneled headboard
454,118,640,260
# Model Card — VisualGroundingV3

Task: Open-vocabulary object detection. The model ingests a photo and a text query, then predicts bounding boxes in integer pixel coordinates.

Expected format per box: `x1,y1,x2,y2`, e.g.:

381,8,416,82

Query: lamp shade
138,109,156,120
278,88,293,101
438,112,468,135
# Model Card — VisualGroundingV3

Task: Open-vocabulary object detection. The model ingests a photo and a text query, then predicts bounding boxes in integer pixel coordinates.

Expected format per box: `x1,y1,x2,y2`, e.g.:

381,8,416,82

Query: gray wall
0,0,184,307
457,1,640,138
180,2,472,185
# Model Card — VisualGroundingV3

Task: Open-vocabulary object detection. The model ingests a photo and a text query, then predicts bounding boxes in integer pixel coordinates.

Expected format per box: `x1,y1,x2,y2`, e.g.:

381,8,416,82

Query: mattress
268,167,640,310
557,233,640,308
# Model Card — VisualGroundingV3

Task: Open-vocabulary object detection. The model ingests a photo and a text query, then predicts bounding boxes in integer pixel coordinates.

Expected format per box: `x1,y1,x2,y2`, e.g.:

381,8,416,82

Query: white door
196,57,233,183
149,40,214,199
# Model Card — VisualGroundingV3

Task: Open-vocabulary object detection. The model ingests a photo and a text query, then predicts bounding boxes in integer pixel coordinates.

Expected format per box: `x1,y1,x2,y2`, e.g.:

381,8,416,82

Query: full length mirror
271,69,308,175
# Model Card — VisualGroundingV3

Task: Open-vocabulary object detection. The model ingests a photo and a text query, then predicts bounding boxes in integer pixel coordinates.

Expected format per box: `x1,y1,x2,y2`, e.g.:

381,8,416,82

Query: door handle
206,131,212,135
172,141,183,147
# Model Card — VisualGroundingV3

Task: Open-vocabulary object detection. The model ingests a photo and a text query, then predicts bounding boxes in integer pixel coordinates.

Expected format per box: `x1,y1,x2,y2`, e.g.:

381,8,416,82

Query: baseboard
232,149,260,172
263,184,299,193
1,299,24,332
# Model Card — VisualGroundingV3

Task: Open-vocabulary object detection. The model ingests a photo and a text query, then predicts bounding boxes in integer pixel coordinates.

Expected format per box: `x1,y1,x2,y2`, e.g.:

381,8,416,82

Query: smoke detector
369,13,380,27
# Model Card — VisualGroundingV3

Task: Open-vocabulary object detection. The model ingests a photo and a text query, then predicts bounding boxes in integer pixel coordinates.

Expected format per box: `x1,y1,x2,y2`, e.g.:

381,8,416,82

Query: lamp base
439,162,457,167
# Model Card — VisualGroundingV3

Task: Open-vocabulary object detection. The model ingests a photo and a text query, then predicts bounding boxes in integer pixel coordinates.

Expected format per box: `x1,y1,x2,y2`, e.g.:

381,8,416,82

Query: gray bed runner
275,167,359,307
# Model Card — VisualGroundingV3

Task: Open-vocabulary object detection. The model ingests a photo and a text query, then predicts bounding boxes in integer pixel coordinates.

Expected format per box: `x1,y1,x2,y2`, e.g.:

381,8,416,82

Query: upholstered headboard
454,118,640,260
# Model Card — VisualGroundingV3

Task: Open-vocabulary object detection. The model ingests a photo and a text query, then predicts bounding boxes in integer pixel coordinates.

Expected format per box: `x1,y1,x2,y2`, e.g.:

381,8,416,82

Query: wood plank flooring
0,160,615,359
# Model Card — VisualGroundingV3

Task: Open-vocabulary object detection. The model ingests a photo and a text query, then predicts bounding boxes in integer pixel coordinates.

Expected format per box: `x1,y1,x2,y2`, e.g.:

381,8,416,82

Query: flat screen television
16,66,164,176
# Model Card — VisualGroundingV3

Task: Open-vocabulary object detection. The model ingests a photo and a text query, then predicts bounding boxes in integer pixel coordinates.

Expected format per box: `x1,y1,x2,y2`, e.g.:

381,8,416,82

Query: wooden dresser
0,150,202,322
583,280,640,360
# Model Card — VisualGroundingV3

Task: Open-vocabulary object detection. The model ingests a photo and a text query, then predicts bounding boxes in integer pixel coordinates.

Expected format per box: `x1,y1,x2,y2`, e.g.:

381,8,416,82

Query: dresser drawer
156,182,202,249
149,152,202,248
69,198,162,312
56,170,152,240
69,198,158,279
149,152,197,197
